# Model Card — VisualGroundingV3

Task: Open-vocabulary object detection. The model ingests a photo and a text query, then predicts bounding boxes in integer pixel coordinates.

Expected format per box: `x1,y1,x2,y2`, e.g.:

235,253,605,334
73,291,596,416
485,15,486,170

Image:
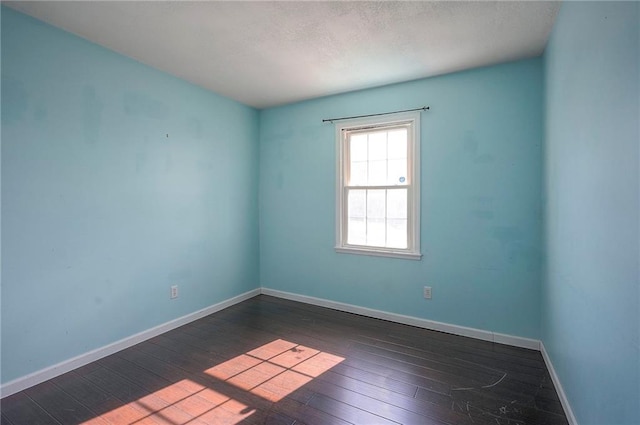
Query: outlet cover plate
423,286,432,299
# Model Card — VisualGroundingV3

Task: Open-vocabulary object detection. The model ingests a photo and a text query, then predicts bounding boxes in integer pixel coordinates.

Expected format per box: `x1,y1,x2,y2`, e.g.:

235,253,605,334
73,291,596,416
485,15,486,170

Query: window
335,111,421,260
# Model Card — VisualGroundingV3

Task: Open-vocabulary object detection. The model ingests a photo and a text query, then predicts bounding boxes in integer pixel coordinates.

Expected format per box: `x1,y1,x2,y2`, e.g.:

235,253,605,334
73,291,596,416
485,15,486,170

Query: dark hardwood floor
1,295,569,425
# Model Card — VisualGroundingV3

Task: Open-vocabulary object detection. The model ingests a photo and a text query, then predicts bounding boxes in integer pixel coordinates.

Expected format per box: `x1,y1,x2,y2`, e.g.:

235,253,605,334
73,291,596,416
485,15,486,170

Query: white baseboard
540,342,579,425
0,288,261,398
260,288,540,351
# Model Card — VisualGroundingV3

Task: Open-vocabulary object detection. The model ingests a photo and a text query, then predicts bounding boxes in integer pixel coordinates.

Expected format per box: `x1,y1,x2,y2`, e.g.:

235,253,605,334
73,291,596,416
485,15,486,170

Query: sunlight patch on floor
80,339,343,424
80,379,253,425
205,339,344,402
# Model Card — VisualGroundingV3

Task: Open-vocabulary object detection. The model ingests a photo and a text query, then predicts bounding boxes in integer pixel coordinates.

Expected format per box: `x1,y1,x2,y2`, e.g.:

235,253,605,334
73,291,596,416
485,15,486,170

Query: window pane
347,189,408,249
387,159,407,185
368,132,387,161
350,161,367,186
387,130,407,159
347,217,366,245
387,189,407,219
350,134,368,161
366,189,385,219
387,218,407,249
366,218,386,247
348,189,366,218
368,160,386,185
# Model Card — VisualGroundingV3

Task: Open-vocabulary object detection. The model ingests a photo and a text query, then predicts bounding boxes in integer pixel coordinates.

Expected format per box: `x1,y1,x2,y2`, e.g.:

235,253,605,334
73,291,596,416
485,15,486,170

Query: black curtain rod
322,106,429,123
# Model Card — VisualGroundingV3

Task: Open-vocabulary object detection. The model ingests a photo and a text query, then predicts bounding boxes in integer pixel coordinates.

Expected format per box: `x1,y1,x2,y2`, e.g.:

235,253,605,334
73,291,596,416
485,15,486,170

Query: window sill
335,246,422,260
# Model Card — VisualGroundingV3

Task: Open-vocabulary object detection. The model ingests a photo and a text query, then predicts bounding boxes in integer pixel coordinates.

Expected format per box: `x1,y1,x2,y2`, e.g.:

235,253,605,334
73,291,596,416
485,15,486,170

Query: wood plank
313,369,484,425
51,371,151,425
1,412,16,425
23,380,108,425
1,392,62,425
306,392,399,425
270,397,353,425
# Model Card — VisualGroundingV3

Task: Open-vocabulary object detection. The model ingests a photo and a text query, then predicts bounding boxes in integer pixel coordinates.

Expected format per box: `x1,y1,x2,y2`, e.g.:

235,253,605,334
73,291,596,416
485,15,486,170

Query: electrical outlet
170,285,178,299
423,286,432,299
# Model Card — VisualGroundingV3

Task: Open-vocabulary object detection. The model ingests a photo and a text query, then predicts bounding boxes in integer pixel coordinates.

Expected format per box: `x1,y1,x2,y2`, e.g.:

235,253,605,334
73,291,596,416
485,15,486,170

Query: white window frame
335,111,422,260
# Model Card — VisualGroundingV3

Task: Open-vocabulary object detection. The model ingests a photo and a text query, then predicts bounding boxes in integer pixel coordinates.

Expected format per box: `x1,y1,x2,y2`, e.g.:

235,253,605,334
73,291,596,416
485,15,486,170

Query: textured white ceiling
5,1,560,109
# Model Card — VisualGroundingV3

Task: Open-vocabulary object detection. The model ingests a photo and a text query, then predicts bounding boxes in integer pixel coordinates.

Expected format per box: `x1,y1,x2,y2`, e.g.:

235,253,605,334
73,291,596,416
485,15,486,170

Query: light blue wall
259,59,543,339
1,8,260,384
543,2,639,424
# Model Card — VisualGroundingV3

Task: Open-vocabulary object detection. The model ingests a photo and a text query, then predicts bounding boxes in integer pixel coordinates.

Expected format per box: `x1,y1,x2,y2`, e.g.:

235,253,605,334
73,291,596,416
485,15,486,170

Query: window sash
344,124,412,187
342,186,413,250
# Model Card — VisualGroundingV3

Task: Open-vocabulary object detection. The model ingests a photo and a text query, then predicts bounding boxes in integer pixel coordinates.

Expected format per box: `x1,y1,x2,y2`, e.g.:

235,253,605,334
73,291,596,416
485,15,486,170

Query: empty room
1,1,638,425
